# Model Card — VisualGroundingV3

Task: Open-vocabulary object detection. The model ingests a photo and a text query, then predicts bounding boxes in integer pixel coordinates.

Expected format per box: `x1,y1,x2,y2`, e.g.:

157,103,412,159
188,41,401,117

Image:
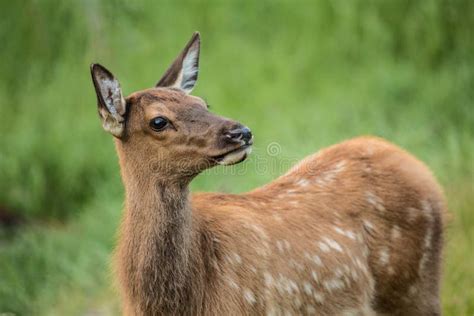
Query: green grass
0,0,472,315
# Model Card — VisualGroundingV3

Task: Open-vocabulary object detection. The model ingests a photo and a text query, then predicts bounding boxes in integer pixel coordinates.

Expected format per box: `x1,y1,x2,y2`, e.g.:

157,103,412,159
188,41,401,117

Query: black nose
225,126,253,144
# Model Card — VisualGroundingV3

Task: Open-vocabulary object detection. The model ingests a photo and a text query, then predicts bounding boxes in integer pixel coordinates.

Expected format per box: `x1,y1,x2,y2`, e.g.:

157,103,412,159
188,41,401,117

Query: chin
217,146,252,166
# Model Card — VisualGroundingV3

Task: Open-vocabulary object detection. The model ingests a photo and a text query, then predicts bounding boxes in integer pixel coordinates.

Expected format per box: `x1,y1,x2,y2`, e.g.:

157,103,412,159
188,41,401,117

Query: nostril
225,129,243,141
224,127,252,144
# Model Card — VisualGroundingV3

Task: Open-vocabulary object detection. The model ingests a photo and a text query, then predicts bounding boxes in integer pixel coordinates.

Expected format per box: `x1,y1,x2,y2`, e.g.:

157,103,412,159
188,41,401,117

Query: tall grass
0,0,472,314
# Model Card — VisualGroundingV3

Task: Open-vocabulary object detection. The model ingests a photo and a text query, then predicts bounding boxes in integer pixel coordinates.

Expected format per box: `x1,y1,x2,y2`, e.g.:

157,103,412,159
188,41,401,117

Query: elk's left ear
156,32,200,94
90,63,127,138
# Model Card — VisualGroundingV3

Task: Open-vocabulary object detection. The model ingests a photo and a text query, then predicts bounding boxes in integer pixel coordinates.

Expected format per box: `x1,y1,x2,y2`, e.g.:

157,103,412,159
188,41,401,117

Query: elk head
90,32,252,181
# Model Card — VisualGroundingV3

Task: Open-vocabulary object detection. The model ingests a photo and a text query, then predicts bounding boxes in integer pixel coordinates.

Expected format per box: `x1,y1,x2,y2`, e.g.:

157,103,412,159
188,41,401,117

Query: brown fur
90,33,446,316
112,91,445,315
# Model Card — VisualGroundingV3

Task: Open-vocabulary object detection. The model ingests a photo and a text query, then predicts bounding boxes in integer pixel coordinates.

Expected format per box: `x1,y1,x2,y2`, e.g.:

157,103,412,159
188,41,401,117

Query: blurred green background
0,0,472,314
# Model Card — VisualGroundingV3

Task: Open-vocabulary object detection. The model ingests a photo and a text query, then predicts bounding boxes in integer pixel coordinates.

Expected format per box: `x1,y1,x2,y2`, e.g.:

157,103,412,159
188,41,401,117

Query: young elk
91,32,446,315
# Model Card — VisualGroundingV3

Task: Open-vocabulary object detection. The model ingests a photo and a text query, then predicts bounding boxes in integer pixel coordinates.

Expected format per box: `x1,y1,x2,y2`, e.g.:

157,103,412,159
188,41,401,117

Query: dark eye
150,117,168,132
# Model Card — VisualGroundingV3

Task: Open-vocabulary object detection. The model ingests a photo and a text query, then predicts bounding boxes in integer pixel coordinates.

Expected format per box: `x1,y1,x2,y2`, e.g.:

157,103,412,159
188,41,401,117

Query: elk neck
115,141,198,313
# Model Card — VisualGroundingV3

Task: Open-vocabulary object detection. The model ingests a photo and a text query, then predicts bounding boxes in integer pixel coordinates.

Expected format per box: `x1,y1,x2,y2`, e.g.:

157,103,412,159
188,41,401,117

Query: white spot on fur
233,253,242,264
303,281,313,295
225,276,239,289
318,241,330,253
274,274,286,295
275,275,299,296
323,278,345,291
424,228,433,250
296,178,311,187
323,237,343,252
347,231,356,240
334,226,345,235
350,268,359,280
365,191,376,205
252,223,269,238
419,227,433,273
334,268,344,278
256,243,271,257
315,160,347,186
418,202,435,273
334,227,357,240
379,248,390,265
313,254,323,266
365,191,385,211
243,288,256,305
354,257,369,274
343,264,351,274
264,272,274,287
391,225,401,240
276,240,284,253
363,219,375,231
288,279,299,294
313,291,324,303
354,257,363,269
311,270,319,282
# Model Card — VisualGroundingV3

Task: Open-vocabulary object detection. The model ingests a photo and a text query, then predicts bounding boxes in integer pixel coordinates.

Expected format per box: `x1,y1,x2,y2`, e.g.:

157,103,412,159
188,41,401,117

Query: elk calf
90,32,446,315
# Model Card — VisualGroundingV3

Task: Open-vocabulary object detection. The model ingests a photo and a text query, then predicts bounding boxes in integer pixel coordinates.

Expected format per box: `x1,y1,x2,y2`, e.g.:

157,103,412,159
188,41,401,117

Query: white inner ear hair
99,77,124,115
178,48,199,93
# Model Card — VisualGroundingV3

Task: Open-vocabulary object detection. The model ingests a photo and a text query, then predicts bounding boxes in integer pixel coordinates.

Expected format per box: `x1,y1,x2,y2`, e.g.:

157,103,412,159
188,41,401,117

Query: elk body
91,33,446,315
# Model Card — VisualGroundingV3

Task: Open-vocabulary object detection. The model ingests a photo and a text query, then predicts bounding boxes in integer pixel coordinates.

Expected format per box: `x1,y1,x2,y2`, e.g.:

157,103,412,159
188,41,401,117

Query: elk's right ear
90,63,126,138
156,32,200,94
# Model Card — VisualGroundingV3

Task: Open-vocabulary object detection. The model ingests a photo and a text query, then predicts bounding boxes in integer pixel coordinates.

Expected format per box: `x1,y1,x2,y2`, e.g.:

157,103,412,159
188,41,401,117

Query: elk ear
90,63,126,138
156,32,200,94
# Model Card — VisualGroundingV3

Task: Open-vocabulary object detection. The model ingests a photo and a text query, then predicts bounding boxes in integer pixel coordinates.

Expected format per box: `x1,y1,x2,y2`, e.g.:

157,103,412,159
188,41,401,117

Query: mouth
212,143,252,166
